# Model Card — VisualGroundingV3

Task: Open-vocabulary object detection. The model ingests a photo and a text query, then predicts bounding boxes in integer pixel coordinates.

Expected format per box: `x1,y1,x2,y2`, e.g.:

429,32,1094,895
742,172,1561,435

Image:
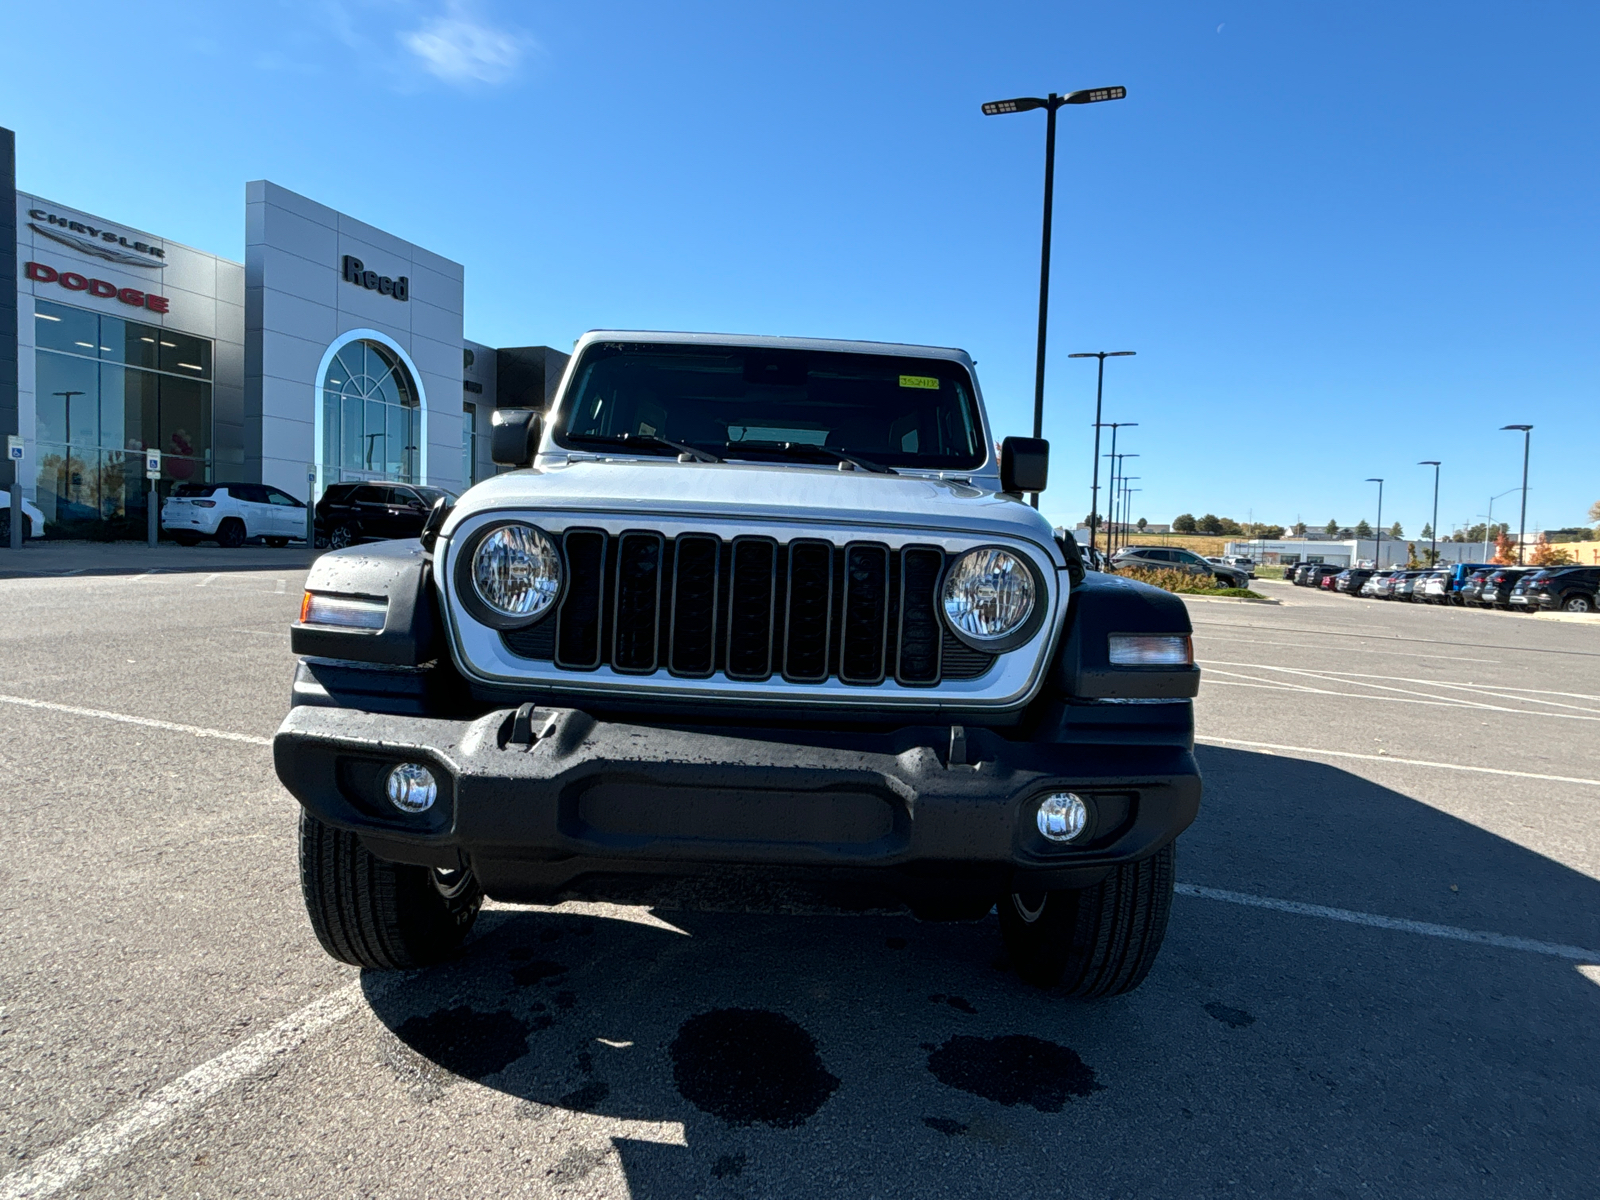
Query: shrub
1118,567,1264,599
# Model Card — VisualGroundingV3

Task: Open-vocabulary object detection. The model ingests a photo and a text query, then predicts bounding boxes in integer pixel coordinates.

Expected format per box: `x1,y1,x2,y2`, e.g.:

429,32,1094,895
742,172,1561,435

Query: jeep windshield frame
551,342,987,472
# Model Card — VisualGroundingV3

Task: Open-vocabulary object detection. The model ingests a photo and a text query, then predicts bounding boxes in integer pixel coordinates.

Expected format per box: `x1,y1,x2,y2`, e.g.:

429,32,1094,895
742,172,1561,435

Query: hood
448,458,1060,553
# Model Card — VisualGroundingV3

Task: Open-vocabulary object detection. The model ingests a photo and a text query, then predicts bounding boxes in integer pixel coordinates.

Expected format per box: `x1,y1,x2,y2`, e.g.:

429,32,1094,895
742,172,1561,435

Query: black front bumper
273,704,1201,909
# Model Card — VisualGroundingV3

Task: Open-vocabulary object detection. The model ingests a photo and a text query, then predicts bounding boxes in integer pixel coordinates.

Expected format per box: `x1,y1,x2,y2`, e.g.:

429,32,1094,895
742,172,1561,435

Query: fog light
386,763,437,813
1036,792,1088,842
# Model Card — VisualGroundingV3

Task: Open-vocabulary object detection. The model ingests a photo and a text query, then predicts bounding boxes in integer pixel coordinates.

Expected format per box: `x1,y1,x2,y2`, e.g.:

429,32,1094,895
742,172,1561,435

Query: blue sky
5,1,1596,536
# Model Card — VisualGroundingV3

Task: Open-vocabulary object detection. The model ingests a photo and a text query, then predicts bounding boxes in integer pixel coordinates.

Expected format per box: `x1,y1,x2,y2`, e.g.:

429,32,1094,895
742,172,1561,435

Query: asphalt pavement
2,552,1597,1198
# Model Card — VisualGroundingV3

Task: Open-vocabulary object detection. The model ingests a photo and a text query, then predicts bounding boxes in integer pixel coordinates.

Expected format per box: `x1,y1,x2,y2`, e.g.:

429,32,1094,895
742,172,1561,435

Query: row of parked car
1288,561,1600,613
160,481,452,549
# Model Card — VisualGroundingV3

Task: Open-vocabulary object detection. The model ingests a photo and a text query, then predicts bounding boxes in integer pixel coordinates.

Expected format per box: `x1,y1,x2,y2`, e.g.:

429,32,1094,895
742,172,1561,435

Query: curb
1530,611,1600,626
1178,594,1282,606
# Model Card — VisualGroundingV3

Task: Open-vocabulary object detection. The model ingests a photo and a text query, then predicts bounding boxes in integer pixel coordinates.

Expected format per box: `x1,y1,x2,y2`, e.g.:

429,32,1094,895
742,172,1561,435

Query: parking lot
3,551,1598,1198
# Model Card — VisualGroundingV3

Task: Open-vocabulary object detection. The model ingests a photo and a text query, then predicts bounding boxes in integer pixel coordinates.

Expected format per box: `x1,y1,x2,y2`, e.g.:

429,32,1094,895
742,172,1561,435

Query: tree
1421,522,1433,540
1082,512,1101,529
1589,499,1600,528
1292,521,1307,536
1173,513,1197,533
1198,513,1224,535
1354,520,1373,538
1530,533,1575,567
1389,522,1403,537
1324,519,1339,536
1136,517,1148,531
1491,531,1517,565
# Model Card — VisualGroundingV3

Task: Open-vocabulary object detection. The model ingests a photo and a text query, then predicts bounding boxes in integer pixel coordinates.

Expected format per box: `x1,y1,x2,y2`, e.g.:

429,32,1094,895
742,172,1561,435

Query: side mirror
1000,436,1049,495
491,409,542,467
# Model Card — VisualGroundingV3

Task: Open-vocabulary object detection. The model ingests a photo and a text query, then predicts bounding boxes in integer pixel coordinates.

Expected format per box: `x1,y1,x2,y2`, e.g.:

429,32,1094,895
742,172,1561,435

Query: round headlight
942,547,1037,645
471,524,562,620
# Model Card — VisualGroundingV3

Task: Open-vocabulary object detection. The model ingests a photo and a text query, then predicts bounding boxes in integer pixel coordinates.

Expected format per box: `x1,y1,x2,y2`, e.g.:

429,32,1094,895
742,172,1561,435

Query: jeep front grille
500,531,993,686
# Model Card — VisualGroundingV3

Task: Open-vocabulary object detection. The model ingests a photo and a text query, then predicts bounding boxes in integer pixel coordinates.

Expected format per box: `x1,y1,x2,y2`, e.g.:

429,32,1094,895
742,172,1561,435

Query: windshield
554,343,986,470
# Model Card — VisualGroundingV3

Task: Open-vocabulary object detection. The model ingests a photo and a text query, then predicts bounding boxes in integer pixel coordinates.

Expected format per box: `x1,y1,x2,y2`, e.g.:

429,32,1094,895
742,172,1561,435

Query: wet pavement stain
393,1006,533,1080
670,1008,840,1128
511,960,569,986
1205,1002,1256,1028
926,1035,1103,1112
923,1116,967,1137
711,1153,747,1179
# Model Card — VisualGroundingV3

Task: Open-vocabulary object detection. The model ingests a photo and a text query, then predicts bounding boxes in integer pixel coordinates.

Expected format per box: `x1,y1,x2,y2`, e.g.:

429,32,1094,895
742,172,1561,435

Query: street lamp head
1501,424,1533,432
1365,478,1383,483
981,97,1047,115
1107,350,1136,357
1418,460,1440,466
1068,350,1137,359
1063,86,1127,105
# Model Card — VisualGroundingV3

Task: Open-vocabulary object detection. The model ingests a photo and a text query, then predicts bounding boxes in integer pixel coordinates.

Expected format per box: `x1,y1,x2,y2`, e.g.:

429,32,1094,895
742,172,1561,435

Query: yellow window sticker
899,374,940,390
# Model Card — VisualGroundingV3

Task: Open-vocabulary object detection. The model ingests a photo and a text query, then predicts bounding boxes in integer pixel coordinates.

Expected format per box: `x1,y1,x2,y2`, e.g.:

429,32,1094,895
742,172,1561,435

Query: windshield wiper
565,432,721,463
723,440,896,475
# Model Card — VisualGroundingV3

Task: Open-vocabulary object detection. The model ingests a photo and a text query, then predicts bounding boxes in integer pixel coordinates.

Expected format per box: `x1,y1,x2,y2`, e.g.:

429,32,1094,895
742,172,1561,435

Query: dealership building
0,127,566,539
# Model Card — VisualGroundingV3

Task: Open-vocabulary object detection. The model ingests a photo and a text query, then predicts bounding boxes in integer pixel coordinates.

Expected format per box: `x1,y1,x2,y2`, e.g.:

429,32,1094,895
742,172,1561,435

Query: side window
353,485,390,504
229,485,264,504
266,488,301,508
1143,549,1173,562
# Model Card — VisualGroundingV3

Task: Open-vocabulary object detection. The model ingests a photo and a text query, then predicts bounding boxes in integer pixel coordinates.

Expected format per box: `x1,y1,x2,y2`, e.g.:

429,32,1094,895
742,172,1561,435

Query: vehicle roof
572,329,976,367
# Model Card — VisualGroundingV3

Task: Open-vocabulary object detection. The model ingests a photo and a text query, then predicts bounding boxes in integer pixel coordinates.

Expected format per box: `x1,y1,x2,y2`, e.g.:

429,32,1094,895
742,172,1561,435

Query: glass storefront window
321,340,420,486
32,299,213,539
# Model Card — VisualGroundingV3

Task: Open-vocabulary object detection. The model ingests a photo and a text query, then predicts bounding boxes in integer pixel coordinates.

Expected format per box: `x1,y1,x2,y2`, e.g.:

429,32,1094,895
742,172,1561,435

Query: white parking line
0,695,271,747
1177,883,1600,961
196,573,219,588
1197,735,1600,787
0,983,363,1200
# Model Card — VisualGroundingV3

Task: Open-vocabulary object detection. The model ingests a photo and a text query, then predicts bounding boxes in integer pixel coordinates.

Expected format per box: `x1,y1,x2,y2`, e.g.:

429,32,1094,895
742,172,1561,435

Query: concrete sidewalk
0,539,322,579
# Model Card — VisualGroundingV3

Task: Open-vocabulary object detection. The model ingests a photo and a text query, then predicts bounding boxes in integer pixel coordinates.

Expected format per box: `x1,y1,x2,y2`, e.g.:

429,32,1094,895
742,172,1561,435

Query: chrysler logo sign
342,256,409,301
27,209,165,268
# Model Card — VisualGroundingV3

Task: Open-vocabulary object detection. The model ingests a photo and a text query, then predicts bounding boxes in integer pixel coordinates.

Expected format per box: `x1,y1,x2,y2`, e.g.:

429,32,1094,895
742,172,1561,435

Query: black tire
298,811,482,969
215,519,246,548
329,523,357,550
265,536,288,548
1563,594,1595,613
999,842,1176,997
171,531,200,547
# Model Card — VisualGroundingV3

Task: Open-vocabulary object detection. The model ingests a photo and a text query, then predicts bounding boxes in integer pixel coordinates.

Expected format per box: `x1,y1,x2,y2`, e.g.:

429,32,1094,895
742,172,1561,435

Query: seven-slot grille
499,531,996,686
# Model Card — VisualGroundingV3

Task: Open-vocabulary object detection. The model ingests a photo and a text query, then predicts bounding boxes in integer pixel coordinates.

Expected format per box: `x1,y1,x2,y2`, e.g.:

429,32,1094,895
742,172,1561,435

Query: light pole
1120,477,1141,550
1501,425,1532,564
1070,355,1136,545
1366,478,1384,568
1419,460,1441,566
1481,487,1519,561
1106,453,1139,553
981,87,1127,510
1094,421,1137,553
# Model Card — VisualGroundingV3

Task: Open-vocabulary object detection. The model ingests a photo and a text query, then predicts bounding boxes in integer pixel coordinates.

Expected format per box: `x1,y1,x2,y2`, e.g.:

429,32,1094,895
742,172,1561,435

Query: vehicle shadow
360,747,1600,1198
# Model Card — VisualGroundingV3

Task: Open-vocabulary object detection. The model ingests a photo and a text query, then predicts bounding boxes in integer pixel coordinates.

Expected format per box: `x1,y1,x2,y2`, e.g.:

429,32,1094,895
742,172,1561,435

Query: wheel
215,519,246,548
265,536,288,548
1563,595,1595,613
171,531,200,547
329,523,357,549
298,811,482,969
999,842,1176,997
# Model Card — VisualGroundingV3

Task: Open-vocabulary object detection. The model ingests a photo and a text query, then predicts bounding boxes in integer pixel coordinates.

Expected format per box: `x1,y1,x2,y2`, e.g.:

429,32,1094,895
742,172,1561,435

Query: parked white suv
162,483,307,548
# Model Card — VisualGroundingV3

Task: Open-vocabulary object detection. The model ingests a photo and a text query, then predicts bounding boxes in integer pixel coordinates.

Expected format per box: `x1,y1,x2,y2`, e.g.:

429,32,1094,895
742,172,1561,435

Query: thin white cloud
401,2,530,86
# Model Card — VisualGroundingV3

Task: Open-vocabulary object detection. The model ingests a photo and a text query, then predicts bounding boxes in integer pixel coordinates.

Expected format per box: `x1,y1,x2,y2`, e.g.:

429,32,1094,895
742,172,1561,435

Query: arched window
321,340,420,483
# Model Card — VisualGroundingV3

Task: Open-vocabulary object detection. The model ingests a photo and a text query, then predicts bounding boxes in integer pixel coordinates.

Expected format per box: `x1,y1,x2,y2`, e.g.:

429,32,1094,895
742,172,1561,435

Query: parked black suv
1514,566,1599,613
315,483,455,548
1333,568,1374,594
1475,567,1534,610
